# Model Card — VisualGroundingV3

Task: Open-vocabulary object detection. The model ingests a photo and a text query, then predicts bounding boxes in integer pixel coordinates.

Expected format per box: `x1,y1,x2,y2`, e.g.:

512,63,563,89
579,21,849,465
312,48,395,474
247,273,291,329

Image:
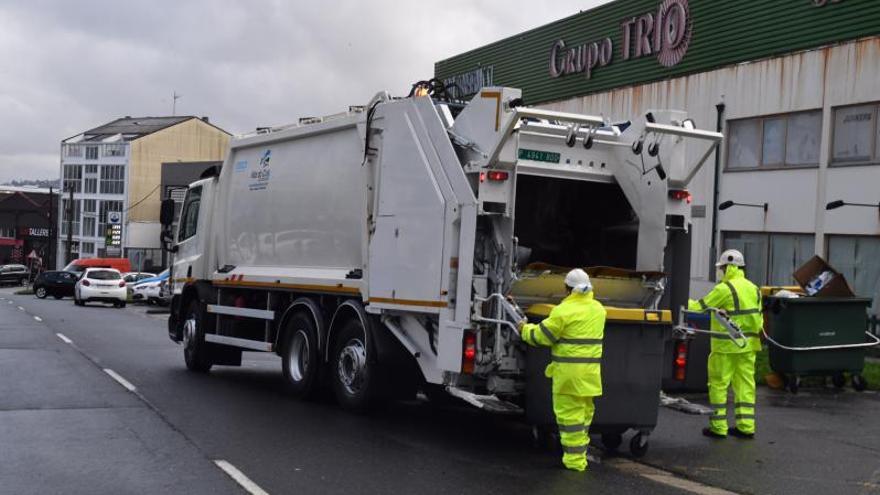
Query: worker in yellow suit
688,249,763,439
519,269,606,471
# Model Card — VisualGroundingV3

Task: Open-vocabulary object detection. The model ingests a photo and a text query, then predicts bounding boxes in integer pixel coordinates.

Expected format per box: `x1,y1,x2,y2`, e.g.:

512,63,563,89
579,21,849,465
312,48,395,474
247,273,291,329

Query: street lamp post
826,200,880,218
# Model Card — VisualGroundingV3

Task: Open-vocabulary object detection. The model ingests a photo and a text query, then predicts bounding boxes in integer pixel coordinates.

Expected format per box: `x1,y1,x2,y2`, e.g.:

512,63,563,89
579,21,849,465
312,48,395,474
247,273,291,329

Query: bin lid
765,295,873,305
526,303,671,323
761,286,804,297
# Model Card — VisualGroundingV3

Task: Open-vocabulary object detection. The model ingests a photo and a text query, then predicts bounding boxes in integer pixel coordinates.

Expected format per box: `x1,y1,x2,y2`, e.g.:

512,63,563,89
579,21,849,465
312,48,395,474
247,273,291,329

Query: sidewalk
649,386,880,494
0,295,240,495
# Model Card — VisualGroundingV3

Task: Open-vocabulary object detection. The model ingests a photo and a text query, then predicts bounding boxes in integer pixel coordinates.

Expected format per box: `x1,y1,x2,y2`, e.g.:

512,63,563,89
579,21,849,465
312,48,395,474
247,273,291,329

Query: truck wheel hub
183,317,197,348
337,339,366,394
289,330,310,381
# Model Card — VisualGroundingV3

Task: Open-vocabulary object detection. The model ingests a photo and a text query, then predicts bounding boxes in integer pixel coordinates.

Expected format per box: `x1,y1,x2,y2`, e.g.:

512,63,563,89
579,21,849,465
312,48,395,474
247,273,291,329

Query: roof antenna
172,90,183,116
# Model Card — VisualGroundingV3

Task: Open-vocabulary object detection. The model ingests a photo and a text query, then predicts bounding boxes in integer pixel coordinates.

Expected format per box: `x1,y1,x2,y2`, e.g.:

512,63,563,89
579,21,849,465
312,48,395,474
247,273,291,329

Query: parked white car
74,268,127,308
132,279,163,304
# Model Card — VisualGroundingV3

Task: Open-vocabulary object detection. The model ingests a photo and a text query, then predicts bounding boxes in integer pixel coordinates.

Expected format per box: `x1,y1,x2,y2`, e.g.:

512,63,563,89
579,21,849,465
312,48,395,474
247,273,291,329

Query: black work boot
729,428,755,439
702,427,726,439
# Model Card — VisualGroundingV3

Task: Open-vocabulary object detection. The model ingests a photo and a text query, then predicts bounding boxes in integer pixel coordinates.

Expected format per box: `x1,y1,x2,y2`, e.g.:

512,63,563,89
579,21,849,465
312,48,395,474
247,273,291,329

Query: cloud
0,0,609,182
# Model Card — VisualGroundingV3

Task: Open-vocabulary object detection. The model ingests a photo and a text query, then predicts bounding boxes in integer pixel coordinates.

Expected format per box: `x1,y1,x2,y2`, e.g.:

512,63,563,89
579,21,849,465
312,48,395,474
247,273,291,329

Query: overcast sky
0,0,610,183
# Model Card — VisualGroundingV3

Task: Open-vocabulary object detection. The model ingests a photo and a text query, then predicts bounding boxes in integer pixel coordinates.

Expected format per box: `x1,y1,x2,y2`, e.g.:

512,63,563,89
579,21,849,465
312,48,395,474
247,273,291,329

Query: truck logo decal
234,160,248,172
248,149,271,191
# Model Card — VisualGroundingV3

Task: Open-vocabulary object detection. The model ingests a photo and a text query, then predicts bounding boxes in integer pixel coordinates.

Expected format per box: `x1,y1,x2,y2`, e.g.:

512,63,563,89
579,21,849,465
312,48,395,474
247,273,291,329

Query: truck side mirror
160,198,175,227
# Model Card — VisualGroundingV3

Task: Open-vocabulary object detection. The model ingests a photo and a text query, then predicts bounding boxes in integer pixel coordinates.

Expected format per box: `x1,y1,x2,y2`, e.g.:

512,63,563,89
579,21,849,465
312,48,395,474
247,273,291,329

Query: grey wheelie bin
524,305,671,458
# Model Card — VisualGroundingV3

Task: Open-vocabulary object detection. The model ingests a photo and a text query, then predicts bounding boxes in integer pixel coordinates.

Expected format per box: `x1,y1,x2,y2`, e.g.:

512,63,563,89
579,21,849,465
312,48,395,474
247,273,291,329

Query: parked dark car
33,270,78,299
0,264,30,286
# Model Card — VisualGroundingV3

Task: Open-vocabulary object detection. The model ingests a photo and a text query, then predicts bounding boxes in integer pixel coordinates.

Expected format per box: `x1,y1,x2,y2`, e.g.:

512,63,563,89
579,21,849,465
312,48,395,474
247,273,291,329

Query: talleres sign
550,0,691,80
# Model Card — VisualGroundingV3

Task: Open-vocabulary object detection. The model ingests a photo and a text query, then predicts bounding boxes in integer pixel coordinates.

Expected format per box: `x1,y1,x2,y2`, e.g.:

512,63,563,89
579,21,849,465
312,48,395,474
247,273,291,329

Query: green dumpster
764,296,877,392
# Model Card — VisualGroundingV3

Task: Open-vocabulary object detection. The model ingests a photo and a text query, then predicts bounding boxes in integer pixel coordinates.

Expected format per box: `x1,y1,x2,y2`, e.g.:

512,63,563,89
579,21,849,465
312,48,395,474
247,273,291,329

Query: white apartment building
58,116,229,270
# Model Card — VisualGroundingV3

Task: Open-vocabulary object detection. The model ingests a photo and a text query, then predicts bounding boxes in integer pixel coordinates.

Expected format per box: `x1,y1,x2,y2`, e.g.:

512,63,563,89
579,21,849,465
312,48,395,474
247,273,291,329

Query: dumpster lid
526,303,672,323
511,264,666,309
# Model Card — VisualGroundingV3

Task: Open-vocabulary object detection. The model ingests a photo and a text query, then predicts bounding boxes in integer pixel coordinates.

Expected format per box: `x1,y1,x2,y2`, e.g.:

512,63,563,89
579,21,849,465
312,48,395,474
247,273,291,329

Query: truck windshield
87,270,121,280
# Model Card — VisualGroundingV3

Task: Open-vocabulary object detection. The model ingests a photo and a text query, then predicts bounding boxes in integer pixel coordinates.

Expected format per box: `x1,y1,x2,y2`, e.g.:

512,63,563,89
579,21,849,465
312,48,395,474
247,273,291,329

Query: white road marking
608,459,739,495
17,306,24,311
213,460,270,495
56,333,73,344
103,368,137,392
33,316,42,322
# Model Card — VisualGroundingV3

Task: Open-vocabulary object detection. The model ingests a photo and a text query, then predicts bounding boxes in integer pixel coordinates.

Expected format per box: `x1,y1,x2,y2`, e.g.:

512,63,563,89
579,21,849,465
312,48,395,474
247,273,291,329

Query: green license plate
518,148,561,164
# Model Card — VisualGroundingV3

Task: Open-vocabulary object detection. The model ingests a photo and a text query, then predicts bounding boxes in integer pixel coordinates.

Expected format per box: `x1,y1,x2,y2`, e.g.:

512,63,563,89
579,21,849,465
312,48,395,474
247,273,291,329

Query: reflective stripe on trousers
553,394,595,472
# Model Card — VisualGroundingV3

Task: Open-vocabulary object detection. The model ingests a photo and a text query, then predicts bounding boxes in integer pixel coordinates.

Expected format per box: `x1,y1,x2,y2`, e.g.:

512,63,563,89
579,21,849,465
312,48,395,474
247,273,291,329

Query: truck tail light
462,331,476,374
674,341,688,381
118,281,126,288
81,280,91,287
669,189,692,204
487,171,509,182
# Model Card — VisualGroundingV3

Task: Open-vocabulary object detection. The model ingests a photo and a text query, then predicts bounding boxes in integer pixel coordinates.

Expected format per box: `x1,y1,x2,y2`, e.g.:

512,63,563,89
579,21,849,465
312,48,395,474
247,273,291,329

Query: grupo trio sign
435,0,878,105
549,0,691,80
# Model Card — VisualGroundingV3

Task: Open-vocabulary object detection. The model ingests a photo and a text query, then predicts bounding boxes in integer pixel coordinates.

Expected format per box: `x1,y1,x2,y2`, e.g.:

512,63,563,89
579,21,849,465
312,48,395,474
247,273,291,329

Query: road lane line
33,316,42,322
17,306,24,311
608,458,739,495
213,460,270,495
56,333,73,344
103,368,137,392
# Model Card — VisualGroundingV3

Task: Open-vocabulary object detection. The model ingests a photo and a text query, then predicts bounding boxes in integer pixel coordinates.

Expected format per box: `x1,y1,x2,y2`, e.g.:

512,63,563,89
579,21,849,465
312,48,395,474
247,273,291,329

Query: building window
85,164,98,174
80,242,95,256
84,178,97,194
60,199,82,236
98,200,123,239
85,146,99,160
103,144,126,157
83,199,96,213
722,232,814,286
63,144,83,158
827,236,880,315
727,111,822,170
99,165,125,194
63,165,83,193
0,226,15,238
82,216,96,238
832,103,879,165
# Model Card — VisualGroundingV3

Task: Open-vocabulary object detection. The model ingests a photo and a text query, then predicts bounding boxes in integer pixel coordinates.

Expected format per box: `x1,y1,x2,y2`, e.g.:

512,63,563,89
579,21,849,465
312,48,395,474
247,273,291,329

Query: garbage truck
159,83,722,416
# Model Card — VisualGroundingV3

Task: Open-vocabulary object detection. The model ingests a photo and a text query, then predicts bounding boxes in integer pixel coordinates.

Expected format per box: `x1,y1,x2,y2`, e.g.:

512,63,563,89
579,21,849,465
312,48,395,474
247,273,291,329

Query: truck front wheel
331,318,380,412
183,300,213,373
281,312,321,398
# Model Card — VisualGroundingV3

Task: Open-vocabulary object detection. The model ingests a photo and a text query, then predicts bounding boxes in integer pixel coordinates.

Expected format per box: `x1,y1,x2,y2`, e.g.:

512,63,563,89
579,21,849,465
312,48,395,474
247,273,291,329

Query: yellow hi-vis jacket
688,265,763,354
521,292,606,397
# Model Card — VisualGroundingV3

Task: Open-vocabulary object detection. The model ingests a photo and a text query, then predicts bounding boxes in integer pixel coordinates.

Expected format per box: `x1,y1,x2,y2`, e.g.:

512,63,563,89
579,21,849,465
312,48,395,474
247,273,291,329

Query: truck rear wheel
331,318,379,412
281,312,321,398
183,300,212,373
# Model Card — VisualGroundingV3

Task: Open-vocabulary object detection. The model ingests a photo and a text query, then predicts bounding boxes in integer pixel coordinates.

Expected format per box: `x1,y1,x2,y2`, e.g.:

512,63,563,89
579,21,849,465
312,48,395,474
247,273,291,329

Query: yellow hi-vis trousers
708,351,757,435
552,393,596,471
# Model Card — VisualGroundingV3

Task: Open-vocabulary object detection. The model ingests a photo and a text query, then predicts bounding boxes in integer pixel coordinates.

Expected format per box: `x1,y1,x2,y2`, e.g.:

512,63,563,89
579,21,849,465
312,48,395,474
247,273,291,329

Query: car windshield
87,270,121,280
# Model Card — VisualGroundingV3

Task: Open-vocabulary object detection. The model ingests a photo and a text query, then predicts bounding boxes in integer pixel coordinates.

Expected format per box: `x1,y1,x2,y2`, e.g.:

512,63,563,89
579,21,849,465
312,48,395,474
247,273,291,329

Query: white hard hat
564,268,593,294
716,249,745,267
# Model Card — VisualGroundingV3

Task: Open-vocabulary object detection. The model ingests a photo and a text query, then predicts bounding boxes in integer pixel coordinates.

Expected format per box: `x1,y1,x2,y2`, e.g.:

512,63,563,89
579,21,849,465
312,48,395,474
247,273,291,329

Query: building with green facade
436,0,880,314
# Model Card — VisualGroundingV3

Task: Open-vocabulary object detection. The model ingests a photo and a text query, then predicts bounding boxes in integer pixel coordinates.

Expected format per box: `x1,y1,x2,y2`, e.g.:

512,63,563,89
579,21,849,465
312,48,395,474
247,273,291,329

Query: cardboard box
792,255,855,298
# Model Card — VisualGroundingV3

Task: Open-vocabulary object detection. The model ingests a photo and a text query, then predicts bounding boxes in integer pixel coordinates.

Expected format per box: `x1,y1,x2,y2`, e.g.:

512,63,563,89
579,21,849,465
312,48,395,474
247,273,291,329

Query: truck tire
183,300,213,373
281,311,321,398
331,318,380,412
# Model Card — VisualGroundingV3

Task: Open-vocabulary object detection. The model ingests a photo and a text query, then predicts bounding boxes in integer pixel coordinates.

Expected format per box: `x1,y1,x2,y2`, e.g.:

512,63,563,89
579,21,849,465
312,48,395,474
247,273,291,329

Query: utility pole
65,185,74,264
172,90,182,116
48,186,54,270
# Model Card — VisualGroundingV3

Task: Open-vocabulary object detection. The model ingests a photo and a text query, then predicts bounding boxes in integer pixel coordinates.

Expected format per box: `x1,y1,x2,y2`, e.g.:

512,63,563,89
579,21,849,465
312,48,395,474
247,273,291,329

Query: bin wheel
852,374,868,392
831,373,846,389
788,375,801,394
629,433,649,458
601,433,623,451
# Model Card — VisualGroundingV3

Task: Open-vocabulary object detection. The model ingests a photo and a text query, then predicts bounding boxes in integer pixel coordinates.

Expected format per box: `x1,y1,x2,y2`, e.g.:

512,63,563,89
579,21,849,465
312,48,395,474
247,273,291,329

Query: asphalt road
4,286,880,495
